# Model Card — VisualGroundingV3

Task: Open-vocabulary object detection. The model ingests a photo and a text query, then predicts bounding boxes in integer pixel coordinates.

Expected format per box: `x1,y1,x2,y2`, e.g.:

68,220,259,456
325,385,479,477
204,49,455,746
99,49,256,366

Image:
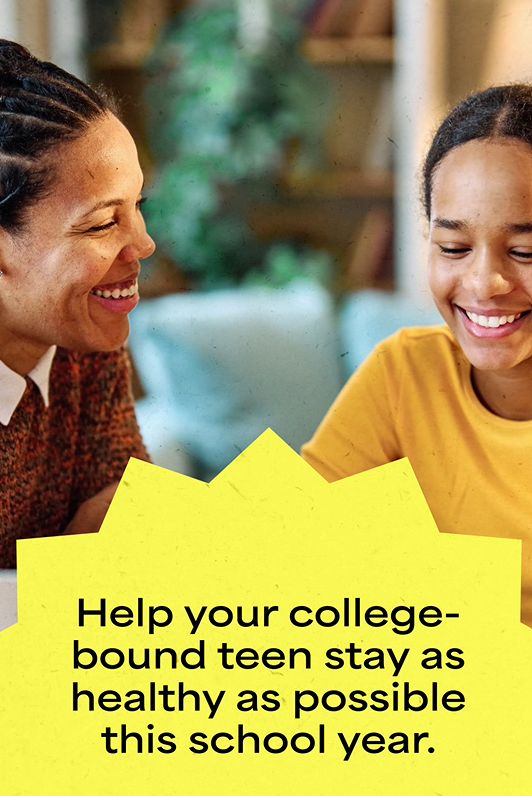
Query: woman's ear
0,236,7,276
0,226,21,277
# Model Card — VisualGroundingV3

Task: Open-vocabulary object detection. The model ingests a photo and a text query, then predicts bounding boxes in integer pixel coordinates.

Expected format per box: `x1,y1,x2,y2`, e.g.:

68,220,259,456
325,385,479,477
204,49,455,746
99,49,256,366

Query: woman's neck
472,365,532,420
0,333,48,376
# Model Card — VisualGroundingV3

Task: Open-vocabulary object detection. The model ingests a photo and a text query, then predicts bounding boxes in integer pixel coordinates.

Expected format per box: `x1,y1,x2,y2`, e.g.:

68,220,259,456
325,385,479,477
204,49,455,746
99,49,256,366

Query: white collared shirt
0,346,57,426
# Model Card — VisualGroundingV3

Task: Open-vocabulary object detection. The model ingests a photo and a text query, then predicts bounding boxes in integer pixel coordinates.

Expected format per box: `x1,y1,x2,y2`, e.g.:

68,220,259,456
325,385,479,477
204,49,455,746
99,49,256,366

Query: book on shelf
344,205,394,290
344,0,393,38
305,0,393,38
306,0,360,38
362,73,395,173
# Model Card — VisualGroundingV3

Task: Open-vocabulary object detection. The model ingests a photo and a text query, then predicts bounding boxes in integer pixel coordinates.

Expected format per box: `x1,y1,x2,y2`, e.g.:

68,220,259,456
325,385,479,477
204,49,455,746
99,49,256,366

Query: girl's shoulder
368,325,467,391
384,324,463,364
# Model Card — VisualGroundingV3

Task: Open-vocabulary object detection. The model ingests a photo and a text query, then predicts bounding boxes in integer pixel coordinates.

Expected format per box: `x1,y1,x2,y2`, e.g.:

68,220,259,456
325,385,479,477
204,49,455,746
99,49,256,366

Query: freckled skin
428,139,532,419
0,113,155,375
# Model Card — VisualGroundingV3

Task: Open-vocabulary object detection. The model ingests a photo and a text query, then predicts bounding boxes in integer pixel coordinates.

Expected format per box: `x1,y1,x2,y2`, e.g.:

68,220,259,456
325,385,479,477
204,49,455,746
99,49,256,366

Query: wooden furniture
254,1,397,291
4,1,510,298
84,0,397,293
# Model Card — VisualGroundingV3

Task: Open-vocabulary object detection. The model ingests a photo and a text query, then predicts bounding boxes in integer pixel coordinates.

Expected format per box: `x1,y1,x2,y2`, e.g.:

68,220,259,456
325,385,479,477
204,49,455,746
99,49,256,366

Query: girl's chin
458,339,532,372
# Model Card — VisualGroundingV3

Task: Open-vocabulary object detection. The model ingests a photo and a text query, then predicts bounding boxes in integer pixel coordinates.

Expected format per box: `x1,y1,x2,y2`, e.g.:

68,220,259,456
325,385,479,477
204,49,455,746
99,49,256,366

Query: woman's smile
0,113,155,374
89,275,140,313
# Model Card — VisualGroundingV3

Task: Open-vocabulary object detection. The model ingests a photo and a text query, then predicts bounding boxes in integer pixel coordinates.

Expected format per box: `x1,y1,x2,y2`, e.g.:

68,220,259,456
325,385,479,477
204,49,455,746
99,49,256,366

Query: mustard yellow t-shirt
301,325,532,626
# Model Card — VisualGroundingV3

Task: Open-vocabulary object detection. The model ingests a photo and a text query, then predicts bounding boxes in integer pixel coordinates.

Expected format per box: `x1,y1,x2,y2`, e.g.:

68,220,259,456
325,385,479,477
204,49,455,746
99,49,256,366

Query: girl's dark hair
423,84,532,218
0,39,115,231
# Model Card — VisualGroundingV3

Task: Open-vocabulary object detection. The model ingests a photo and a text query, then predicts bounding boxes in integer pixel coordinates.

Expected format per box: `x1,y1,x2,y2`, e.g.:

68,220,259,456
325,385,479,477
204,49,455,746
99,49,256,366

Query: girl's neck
472,365,532,420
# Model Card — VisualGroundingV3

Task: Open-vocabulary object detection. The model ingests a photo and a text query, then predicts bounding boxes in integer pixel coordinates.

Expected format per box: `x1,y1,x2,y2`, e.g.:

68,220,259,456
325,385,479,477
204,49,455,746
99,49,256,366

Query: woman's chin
76,317,130,353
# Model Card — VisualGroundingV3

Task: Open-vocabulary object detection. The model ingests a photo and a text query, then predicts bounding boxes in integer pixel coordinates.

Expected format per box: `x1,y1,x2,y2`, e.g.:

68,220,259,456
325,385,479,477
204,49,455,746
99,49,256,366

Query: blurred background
3,0,532,479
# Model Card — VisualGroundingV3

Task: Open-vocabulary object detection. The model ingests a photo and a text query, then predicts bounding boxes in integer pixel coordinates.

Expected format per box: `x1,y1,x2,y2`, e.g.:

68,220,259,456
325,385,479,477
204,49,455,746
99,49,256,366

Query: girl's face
428,138,532,374
0,113,155,374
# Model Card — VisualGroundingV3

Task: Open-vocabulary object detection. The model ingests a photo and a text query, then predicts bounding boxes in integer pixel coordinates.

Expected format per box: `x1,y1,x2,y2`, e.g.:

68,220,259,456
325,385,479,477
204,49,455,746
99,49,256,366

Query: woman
302,85,532,627
0,40,155,567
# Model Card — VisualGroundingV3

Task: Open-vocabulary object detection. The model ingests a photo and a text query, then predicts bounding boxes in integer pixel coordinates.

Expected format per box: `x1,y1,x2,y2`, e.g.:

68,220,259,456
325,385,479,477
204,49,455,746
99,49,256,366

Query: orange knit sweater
0,346,147,567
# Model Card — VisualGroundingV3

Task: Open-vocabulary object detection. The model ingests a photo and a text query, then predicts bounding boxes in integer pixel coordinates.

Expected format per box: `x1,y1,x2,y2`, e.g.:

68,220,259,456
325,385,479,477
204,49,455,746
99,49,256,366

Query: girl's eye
438,245,471,256
137,196,147,210
511,250,532,259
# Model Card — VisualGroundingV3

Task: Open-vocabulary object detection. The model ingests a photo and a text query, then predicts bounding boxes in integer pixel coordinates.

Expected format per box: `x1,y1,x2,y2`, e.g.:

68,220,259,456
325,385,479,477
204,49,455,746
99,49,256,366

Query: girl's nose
463,252,513,299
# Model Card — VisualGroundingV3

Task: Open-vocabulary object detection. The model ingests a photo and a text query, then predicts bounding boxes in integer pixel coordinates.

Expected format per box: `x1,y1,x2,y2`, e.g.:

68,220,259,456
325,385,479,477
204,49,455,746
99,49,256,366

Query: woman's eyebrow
84,198,124,215
81,180,145,217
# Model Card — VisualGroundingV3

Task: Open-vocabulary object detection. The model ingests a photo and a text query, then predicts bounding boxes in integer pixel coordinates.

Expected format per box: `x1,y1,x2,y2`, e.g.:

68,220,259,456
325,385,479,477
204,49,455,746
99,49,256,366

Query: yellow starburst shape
0,429,530,794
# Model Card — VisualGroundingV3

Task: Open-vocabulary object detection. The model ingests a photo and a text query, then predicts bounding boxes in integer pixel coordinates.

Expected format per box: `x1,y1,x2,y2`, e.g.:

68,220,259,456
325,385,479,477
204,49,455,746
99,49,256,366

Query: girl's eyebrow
432,218,467,230
433,219,532,234
503,222,532,233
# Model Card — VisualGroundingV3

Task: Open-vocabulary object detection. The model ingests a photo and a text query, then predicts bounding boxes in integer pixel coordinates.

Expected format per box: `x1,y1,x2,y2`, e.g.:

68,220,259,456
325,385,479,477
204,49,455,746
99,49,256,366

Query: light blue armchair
129,280,345,479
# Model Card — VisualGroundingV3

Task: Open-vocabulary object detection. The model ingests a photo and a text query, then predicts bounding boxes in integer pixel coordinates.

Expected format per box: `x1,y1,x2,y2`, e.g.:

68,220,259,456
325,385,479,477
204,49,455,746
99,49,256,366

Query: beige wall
447,0,497,105
18,0,50,60
0,0,84,76
447,0,532,106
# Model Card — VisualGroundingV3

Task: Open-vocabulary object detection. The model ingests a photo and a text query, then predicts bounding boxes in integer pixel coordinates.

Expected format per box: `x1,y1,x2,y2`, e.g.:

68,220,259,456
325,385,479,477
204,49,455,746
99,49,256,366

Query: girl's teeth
465,310,521,328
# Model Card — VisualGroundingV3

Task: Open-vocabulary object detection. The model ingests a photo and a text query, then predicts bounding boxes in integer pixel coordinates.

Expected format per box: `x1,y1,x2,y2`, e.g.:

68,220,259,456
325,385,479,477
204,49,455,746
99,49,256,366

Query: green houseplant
143,0,332,290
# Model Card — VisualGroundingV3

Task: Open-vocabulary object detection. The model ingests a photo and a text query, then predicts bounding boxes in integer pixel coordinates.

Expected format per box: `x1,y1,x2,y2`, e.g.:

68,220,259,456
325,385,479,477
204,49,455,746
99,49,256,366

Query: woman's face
0,113,155,373
428,138,532,374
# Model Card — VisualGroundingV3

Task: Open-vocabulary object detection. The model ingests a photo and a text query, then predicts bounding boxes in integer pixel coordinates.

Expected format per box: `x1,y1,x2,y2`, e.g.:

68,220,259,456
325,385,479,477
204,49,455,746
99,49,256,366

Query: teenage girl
302,85,532,627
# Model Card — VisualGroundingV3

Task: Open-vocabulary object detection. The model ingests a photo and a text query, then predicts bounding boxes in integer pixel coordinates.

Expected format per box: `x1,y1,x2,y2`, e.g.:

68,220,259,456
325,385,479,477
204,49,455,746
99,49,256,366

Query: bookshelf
85,2,513,302
90,43,152,70
87,0,396,293
86,0,191,295
282,168,394,199
303,35,394,64
289,0,396,289
88,0,172,66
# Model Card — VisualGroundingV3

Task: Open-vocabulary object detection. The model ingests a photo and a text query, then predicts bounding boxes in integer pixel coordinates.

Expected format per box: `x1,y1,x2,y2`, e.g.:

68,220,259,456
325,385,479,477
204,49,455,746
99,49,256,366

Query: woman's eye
438,245,471,256
88,220,116,233
86,197,146,232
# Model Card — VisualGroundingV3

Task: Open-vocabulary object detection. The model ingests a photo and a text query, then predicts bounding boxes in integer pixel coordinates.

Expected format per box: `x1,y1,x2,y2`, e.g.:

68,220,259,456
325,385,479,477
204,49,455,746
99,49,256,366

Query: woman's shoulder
53,347,129,372
51,347,131,392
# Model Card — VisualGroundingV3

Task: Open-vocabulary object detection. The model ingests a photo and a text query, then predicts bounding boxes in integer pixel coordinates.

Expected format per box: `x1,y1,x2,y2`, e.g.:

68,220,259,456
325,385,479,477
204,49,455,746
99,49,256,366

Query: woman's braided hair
423,84,532,219
0,39,114,232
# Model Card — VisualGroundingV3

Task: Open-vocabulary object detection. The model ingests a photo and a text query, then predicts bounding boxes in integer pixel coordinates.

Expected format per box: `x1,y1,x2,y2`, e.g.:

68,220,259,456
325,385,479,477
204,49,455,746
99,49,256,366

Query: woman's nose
463,252,513,298
118,221,156,263
137,228,156,260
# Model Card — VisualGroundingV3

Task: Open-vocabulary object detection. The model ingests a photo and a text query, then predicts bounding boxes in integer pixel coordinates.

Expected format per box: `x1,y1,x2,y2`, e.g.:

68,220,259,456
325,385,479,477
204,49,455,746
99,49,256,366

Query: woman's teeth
464,310,525,328
92,282,138,299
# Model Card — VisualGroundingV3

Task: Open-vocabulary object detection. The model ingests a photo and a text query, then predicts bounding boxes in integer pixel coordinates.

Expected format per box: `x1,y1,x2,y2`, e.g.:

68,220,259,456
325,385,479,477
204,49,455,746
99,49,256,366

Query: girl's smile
428,138,532,378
